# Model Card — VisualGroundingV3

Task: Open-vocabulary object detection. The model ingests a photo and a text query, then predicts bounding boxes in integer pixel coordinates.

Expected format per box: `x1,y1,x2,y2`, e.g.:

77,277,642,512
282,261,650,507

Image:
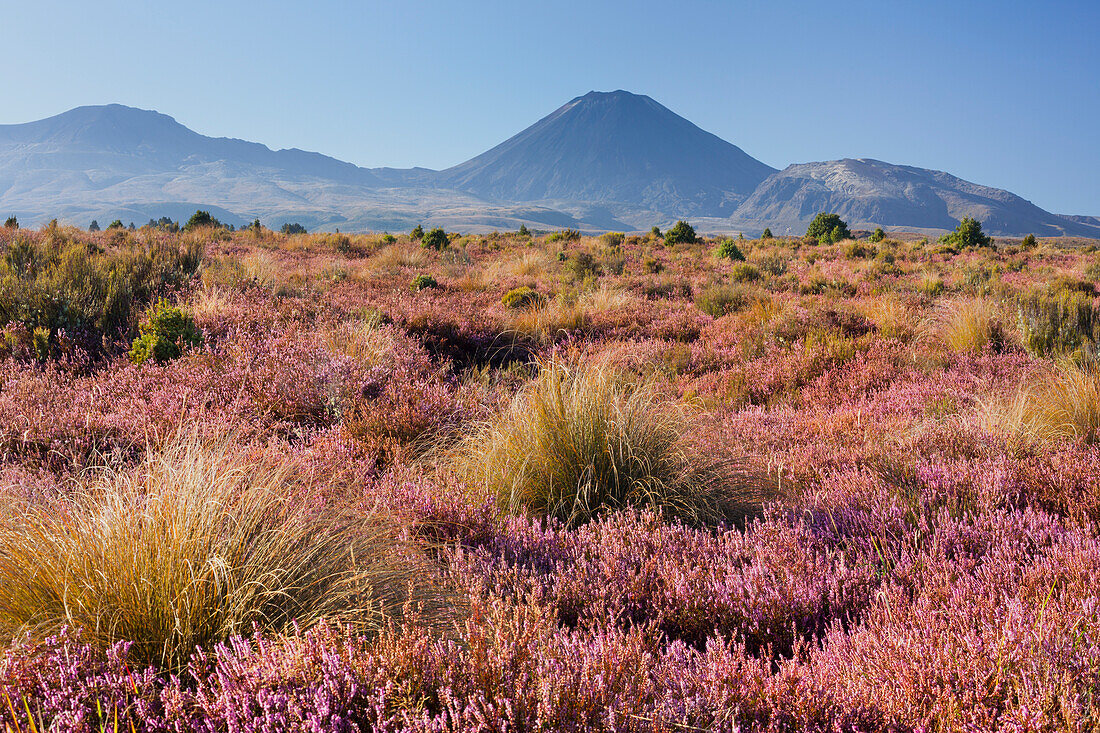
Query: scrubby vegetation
0,220,1099,731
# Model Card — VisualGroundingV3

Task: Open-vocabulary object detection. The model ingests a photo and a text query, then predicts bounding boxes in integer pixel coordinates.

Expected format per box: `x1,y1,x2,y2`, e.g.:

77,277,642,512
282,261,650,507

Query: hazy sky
4,0,1098,214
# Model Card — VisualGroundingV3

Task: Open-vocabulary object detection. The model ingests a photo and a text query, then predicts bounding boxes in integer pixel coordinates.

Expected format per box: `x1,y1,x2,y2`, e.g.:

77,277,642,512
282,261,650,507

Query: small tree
517,224,530,237
4,217,18,229
715,238,745,261
664,220,697,245
761,227,773,240
107,220,125,230
1021,233,1037,249
183,210,221,231
410,224,424,240
806,213,851,243
421,227,448,250
870,227,886,243
650,226,662,238
281,222,307,235
89,220,101,232
940,217,992,248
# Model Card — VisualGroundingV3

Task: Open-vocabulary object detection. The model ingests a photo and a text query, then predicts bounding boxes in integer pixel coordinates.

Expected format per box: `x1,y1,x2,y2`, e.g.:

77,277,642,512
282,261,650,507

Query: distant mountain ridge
0,96,1096,237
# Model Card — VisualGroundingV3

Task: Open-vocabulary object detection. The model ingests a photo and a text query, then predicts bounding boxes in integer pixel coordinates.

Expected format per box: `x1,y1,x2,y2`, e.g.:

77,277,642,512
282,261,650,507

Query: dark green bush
129,299,202,365
183,211,222,231
421,228,448,250
501,286,546,309
940,217,992,249
761,227,774,240
547,229,581,243
1017,287,1100,359
280,223,307,235
410,274,439,291
664,221,697,245
715,238,745,261
1021,233,1037,249
806,213,851,243
410,224,424,240
870,227,886,243
3,217,17,229
564,251,602,280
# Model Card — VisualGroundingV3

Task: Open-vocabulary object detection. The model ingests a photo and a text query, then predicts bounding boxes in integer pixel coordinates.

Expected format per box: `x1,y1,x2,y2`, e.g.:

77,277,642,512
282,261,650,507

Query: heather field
2,221,1100,732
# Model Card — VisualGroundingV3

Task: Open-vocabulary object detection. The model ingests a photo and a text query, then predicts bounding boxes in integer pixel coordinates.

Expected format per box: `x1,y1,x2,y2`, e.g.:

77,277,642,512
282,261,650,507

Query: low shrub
421,228,448,250
453,360,773,527
1017,287,1100,359
599,232,625,247
869,227,886,243
128,299,202,365
806,213,851,243
729,263,761,283
0,234,202,355
564,250,602,280
411,274,439,291
502,286,546,309
694,284,764,317
547,229,581,243
752,252,788,276
939,217,992,248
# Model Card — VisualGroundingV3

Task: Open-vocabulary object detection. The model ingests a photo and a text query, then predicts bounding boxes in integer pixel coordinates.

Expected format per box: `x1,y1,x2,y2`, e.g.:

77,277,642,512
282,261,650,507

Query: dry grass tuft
452,360,775,528
980,361,1100,443
930,298,1007,353
0,436,452,670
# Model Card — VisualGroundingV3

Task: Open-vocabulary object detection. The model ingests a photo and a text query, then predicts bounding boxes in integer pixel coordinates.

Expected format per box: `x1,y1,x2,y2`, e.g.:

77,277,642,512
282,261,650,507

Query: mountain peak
442,91,775,216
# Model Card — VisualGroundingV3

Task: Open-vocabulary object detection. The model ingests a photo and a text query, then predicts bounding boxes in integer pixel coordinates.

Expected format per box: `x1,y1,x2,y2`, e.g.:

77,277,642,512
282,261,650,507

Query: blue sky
4,0,1098,214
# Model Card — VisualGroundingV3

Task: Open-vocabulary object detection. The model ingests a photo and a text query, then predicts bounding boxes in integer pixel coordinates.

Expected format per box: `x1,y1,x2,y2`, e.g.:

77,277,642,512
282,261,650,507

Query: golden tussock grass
451,360,776,528
980,360,1100,443
0,435,453,671
928,297,1008,353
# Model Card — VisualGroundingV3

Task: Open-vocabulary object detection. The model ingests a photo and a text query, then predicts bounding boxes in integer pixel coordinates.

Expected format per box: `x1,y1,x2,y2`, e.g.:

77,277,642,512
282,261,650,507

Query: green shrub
128,299,202,365
410,224,424,240
410,274,439,291
650,226,662,238
1017,287,1100,359
664,221,697,245
870,227,886,243
380,234,397,245
714,238,745,261
643,257,664,274
280,222,307,235
501,286,546,309
3,217,17,229
564,250,602,280
1021,233,1037,249
940,217,992,249
182,210,222,231
107,220,125,230
421,228,448,250
844,241,874,259
0,236,202,355
729,263,761,283
517,224,530,237
806,213,851,243
547,229,582,243
761,227,774,240
599,232,625,247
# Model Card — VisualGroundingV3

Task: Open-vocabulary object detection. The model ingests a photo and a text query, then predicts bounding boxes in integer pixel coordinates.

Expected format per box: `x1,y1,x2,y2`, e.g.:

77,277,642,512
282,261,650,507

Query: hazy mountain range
1,90,1096,237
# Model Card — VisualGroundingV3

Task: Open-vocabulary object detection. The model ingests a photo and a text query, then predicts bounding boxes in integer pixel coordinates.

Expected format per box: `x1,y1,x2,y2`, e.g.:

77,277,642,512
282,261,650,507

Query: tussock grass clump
982,361,1100,443
0,437,451,671
453,360,774,528
931,298,1007,353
